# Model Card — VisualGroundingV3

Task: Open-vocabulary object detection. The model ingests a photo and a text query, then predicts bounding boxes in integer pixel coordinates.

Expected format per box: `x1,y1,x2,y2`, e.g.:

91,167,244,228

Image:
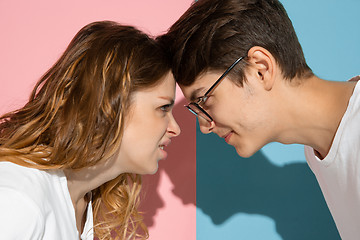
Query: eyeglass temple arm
204,56,244,96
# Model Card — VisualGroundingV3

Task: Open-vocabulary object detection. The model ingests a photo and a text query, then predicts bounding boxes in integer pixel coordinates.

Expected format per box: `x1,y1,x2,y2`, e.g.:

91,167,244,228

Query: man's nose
198,117,215,134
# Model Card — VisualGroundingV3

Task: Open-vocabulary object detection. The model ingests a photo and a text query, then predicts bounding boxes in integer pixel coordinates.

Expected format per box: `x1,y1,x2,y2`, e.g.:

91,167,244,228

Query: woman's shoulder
0,162,47,238
0,161,80,238
0,161,66,209
0,184,45,238
0,161,54,186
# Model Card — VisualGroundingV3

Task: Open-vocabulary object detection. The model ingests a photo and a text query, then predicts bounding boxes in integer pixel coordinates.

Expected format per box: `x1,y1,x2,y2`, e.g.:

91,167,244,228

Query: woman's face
116,71,181,174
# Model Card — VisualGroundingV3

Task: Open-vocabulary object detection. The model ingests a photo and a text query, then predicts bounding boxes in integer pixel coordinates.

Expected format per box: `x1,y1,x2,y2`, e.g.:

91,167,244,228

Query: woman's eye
160,104,171,112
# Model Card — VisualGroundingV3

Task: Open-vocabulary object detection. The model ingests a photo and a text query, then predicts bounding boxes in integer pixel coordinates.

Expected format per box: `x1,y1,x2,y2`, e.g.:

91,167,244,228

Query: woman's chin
139,162,159,175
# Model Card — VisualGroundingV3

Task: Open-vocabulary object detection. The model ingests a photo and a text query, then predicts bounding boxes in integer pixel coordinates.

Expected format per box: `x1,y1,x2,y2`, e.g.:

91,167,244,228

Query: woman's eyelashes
159,102,174,114
160,104,172,112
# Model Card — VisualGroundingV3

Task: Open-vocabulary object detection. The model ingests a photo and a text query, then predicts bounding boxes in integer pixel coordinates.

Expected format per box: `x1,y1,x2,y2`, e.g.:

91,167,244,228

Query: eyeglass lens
188,104,212,122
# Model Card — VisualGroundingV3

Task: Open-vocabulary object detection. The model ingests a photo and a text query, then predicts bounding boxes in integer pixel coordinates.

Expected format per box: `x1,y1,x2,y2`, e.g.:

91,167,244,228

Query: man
158,0,360,239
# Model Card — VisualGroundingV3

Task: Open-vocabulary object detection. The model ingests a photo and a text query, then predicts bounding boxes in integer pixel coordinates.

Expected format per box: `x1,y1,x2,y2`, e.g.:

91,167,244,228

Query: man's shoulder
349,75,360,82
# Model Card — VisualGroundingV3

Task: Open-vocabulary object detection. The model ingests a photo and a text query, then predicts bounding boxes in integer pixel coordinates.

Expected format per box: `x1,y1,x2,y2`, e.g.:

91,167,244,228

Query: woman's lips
159,147,168,159
159,139,171,148
158,139,171,159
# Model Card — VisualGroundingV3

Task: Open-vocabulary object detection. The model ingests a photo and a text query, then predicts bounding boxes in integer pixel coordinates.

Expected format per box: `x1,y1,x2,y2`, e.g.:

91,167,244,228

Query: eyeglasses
185,56,244,123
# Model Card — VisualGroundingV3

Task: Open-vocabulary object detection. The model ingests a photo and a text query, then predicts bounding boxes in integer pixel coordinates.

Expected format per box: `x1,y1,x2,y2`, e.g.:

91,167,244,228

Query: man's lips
222,131,233,143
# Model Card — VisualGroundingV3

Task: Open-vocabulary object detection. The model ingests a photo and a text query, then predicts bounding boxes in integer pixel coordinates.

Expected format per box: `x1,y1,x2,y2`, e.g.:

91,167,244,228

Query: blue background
196,0,360,239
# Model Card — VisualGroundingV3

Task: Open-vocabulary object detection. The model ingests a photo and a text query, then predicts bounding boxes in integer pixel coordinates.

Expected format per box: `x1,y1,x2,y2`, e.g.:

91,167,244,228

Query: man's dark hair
158,0,313,86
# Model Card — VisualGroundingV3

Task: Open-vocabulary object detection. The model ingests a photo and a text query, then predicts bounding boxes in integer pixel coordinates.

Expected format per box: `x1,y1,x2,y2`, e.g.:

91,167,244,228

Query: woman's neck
63,154,125,233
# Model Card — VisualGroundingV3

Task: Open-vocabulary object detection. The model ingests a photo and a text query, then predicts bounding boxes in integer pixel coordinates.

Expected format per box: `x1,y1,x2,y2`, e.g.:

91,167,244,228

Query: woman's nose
168,113,181,137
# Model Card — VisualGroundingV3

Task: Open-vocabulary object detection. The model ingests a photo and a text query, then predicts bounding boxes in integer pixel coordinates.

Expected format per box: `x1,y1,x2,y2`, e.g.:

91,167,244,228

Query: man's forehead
180,86,206,102
179,72,220,101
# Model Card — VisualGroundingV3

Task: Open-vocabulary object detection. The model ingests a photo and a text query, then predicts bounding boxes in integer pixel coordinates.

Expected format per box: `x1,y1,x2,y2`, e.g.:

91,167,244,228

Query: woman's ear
247,46,277,91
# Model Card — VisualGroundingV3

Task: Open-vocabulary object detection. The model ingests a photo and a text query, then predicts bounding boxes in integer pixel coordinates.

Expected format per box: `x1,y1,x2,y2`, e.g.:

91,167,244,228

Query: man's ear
247,46,277,91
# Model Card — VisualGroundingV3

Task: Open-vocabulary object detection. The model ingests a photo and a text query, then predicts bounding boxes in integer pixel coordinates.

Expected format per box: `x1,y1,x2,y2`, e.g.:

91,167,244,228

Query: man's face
180,70,278,158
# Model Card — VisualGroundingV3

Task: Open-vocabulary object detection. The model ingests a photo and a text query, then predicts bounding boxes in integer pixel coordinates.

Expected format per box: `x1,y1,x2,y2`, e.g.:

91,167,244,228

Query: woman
0,21,180,239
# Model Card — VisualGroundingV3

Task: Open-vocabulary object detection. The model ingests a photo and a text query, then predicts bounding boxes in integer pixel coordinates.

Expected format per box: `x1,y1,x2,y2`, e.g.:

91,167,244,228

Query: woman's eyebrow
158,96,175,105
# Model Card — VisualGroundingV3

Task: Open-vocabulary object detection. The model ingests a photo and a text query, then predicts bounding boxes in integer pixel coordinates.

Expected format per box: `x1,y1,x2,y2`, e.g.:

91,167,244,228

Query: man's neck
274,75,357,158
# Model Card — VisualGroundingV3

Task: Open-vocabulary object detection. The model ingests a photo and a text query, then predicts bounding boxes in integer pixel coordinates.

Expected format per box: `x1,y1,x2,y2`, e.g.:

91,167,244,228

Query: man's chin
234,145,258,158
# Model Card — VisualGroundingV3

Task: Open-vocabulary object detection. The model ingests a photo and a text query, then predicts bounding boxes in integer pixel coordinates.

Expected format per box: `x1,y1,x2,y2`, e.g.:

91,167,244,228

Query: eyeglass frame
185,56,245,122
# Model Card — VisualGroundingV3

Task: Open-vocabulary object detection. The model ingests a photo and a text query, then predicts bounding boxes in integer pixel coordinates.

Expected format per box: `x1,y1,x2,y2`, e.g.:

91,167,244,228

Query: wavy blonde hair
0,21,170,239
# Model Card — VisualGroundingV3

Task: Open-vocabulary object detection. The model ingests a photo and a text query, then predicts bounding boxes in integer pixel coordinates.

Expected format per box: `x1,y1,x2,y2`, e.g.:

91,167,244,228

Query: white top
304,76,360,240
0,161,94,240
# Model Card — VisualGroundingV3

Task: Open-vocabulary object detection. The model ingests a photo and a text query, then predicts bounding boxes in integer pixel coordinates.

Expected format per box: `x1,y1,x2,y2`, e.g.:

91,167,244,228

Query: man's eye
196,96,206,104
199,96,210,105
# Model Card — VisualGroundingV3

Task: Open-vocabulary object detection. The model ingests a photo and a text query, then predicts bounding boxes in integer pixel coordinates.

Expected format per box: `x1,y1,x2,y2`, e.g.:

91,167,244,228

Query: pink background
0,1,196,239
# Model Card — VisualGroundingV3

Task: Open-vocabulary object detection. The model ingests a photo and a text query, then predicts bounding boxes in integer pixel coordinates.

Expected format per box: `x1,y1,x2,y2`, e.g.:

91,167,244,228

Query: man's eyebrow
189,87,205,102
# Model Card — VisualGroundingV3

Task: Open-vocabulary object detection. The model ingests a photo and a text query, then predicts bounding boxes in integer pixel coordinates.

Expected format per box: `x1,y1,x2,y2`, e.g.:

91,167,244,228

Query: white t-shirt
304,76,360,240
0,161,94,240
